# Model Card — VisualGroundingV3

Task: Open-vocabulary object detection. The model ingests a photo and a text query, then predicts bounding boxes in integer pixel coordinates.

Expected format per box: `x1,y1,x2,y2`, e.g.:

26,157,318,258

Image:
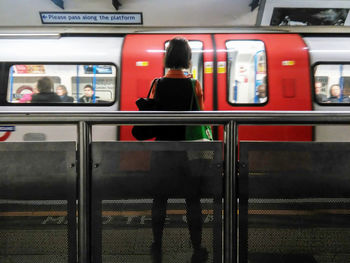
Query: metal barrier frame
1,110,350,263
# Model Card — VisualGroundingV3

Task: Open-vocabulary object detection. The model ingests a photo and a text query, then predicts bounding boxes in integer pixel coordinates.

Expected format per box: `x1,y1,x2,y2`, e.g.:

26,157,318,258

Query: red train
120,33,312,141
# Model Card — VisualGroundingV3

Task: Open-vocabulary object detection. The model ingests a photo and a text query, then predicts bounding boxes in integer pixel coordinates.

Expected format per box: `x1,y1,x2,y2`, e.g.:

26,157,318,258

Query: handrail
1,111,350,124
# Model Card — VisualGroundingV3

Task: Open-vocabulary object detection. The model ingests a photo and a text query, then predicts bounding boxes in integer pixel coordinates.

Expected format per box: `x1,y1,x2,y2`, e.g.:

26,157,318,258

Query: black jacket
327,96,350,103
154,78,196,141
59,95,74,103
78,96,93,103
31,92,61,103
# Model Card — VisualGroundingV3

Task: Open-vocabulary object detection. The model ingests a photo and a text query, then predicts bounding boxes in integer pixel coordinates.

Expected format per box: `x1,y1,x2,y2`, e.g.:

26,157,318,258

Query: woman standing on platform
149,37,208,263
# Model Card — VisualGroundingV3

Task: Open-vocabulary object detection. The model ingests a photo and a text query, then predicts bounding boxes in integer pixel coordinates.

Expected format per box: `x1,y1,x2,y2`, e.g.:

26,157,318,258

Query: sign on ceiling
40,12,143,25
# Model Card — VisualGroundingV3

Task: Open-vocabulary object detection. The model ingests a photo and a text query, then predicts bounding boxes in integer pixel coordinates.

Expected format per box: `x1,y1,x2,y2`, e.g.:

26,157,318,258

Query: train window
314,64,350,104
226,40,267,105
164,41,204,87
6,64,117,104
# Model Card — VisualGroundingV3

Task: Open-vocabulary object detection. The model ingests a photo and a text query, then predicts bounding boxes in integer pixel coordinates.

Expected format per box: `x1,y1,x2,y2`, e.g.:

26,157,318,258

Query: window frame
312,61,350,106
2,61,118,106
225,39,269,107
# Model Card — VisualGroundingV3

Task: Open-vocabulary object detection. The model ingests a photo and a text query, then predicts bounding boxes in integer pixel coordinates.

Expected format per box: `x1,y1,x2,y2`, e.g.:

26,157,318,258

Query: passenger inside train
31,77,61,103
56,85,74,103
327,84,350,103
78,84,95,103
257,83,267,103
18,85,36,103
315,81,327,103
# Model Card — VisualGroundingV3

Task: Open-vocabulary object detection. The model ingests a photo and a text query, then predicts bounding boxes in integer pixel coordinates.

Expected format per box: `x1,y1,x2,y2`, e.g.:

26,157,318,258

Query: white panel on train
304,37,350,142
304,37,350,62
0,36,123,141
0,37,123,62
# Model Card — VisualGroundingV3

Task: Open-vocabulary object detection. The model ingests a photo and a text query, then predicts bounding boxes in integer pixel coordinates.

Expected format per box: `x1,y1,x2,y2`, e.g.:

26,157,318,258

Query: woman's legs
186,197,208,263
151,197,167,263
151,197,168,247
186,197,203,250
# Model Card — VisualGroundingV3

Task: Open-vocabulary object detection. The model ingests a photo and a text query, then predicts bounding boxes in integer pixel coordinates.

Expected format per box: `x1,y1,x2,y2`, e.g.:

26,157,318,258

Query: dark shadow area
239,142,350,263
91,141,223,263
0,142,77,263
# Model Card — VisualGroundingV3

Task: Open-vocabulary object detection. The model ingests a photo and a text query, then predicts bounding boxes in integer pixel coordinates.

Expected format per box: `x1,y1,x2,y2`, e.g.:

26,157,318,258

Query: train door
214,34,312,141
0,36,122,142
304,37,350,141
119,34,214,140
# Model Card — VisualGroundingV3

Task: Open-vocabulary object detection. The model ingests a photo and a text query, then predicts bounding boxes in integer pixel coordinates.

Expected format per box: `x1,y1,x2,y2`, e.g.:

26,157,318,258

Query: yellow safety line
0,210,214,217
1,209,349,217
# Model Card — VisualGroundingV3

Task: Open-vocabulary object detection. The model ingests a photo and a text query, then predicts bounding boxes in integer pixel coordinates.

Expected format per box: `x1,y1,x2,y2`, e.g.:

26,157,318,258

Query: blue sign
84,65,113,74
0,126,15,132
40,12,143,25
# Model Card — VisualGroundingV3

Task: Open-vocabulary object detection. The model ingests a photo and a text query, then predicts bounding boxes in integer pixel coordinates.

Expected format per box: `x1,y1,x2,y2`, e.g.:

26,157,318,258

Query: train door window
314,64,350,104
6,64,117,104
164,41,204,87
226,40,267,105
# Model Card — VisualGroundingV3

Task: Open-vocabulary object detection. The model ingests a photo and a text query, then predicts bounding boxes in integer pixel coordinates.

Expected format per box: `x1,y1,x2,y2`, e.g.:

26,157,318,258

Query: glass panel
314,64,350,104
164,41,204,87
239,142,350,263
0,142,77,263
6,64,117,104
226,40,267,105
91,141,223,263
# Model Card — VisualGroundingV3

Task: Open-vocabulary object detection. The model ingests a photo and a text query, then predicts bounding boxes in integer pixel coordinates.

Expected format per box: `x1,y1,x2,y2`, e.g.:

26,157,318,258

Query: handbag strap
147,78,159,98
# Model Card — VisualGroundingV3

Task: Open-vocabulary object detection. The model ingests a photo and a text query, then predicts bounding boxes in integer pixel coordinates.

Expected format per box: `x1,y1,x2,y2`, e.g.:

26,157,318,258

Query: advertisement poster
84,65,113,74
15,65,45,74
257,0,350,26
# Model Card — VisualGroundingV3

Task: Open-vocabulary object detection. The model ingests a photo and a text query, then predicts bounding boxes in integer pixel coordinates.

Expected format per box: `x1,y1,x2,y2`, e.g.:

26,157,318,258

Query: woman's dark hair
164,37,191,69
37,77,53,93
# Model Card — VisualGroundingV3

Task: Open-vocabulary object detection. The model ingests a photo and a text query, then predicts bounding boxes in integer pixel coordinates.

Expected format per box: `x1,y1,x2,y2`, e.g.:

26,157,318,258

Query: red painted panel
120,33,312,141
214,34,312,141
120,34,214,140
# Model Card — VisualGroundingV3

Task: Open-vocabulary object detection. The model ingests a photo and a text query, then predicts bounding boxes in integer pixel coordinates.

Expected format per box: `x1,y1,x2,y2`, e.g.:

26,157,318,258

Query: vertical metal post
76,65,80,100
9,66,14,102
232,122,238,263
78,121,91,263
92,65,97,103
224,121,238,263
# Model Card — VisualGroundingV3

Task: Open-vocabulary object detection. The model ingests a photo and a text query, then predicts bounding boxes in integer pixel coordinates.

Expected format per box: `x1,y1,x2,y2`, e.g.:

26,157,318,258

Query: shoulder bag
185,79,213,141
131,79,158,140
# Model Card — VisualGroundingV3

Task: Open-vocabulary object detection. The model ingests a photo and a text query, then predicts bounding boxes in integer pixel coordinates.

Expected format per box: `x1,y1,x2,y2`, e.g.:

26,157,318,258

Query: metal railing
1,110,350,263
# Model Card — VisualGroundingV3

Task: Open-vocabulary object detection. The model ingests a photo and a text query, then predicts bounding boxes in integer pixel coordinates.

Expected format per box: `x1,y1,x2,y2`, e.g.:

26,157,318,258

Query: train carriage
0,28,332,142
0,34,122,141
305,36,350,141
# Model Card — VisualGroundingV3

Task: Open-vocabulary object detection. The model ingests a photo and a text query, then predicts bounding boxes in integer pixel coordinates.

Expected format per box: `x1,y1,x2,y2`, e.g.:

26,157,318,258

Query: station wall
0,0,257,27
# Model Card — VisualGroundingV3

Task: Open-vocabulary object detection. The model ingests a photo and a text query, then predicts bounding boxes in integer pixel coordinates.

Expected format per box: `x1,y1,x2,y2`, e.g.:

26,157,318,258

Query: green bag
185,79,213,141
186,125,213,141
